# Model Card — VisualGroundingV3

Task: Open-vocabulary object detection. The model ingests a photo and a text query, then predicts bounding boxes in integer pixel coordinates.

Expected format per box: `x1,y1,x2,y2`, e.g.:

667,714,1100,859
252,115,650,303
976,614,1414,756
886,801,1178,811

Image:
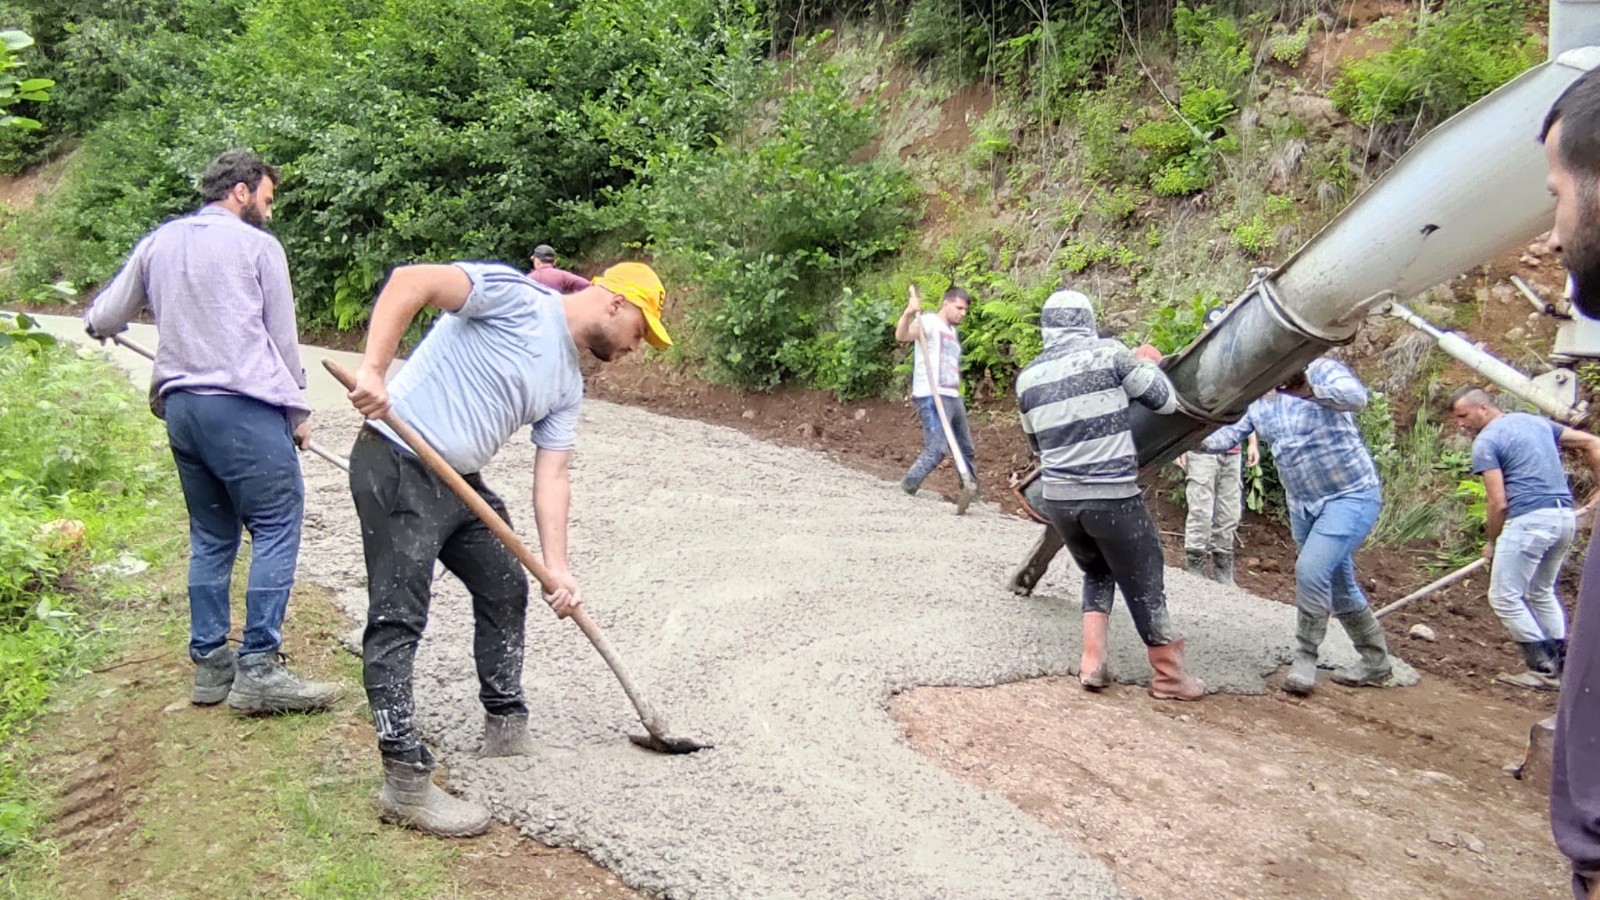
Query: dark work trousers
1038,495,1176,647
349,428,530,762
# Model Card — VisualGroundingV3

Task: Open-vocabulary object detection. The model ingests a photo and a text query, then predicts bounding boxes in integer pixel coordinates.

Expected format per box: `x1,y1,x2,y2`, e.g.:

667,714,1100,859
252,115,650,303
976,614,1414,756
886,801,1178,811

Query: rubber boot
1328,608,1394,687
377,758,492,838
1211,551,1236,587
1184,548,1209,577
1496,642,1562,691
480,713,537,758
1549,638,1568,677
1147,637,1206,701
1284,611,1327,696
1078,612,1111,691
1008,526,1066,597
227,652,341,714
192,645,237,706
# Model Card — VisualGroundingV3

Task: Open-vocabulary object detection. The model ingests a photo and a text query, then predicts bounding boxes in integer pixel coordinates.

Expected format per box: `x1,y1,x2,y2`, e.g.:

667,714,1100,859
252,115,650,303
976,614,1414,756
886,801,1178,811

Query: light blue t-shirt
373,262,582,474
1470,412,1572,520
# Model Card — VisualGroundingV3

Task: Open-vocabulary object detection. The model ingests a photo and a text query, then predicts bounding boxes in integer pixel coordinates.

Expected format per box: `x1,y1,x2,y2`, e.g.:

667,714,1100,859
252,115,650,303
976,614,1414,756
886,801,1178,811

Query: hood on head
1039,289,1098,348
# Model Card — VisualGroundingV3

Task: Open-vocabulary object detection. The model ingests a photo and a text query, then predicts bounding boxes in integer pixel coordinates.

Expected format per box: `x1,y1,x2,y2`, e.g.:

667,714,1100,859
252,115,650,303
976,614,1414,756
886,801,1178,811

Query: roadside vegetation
0,316,183,857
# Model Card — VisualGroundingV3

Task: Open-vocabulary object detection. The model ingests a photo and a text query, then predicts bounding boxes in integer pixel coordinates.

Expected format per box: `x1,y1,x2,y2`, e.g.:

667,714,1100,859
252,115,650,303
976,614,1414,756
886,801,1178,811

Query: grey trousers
349,428,530,761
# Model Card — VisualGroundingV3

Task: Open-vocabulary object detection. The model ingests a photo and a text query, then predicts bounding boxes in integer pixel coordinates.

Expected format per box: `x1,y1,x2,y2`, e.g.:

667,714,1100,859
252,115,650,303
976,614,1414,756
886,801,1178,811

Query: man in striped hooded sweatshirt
1015,289,1205,701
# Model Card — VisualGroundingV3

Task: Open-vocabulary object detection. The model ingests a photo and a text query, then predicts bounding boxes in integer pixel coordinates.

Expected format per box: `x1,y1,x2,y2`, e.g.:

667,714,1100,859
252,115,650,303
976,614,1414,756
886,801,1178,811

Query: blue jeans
165,391,305,661
1488,506,1574,642
905,395,975,488
1289,489,1381,617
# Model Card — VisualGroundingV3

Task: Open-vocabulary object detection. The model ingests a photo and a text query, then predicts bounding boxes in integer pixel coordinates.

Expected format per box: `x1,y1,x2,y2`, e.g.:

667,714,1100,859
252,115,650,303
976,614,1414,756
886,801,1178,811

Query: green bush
1330,0,1541,127
811,287,899,401
5,0,769,326
1142,292,1216,354
0,324,178,857
1126,5,1247,197
644,47,918,390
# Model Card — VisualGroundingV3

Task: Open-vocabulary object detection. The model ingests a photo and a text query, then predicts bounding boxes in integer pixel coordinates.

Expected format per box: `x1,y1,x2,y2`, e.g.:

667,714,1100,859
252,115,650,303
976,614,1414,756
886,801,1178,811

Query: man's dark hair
943,287,972,305
1541,67,1600,184
1279,368,1309,392
1449,386,1496,410
199,149,279,203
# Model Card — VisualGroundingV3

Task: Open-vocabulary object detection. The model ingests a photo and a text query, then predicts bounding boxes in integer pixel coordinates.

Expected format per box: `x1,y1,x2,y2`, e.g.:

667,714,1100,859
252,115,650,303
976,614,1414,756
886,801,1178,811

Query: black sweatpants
1038,495,1176,647
349,428,530,761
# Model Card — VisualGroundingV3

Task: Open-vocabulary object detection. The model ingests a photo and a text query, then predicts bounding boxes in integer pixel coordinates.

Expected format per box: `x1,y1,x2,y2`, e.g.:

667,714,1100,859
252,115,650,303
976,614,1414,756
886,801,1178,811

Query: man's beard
587,330,623,362
1565,182,1600,319
241,200,269,230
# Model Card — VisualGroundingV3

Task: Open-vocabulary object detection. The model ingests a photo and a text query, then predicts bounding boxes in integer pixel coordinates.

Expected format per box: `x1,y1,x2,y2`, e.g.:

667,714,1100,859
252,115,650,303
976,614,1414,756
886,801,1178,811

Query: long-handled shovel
322,359,709,754
910,287,977,515
1373,556,1487,619
110,334,352,473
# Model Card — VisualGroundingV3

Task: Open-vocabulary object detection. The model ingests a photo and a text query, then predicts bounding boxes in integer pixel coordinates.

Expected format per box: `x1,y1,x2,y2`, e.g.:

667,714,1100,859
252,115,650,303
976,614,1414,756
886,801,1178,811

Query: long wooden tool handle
1373,556,1486,619
915,326,975,487
304,441,351,473
111,333,157,360
112,334,354,472
320,358,664,726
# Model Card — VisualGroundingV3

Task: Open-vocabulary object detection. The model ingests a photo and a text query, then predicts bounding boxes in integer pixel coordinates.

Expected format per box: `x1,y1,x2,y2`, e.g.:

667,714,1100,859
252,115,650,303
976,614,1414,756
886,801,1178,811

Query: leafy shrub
0,329,177,857
5,0,769,326
644,47,919,389
1267,16,1315,67
811,287,899,401
1330,0,1541,127
1126,5,1247,197
1142,292,1215,354
1229,213,1275,256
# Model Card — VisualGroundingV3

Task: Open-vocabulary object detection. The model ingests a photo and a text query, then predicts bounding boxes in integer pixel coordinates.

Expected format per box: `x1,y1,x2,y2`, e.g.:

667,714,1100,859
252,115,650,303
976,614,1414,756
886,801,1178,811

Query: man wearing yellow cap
341,259,668,837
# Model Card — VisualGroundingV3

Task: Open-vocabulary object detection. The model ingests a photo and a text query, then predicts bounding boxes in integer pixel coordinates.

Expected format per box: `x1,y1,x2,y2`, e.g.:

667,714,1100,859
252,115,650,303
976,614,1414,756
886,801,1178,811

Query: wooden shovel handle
318,359,660,723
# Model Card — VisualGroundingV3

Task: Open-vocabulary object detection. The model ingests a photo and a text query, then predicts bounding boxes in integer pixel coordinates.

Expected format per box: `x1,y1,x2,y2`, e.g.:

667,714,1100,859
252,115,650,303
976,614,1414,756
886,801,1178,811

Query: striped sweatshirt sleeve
1113,348,1178,415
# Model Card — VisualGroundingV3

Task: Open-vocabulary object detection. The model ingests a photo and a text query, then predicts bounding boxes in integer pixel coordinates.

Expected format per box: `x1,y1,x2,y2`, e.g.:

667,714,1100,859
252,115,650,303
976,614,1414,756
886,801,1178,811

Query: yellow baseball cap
592,262,671,349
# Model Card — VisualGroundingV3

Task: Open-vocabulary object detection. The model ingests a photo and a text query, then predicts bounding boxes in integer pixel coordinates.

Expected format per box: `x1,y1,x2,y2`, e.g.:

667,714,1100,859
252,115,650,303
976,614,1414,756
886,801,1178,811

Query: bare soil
893,677,1566,899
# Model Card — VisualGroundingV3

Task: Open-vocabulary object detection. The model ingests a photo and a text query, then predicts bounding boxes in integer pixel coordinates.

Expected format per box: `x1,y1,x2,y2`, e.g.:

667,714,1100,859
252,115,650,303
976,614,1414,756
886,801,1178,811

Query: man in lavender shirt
85,149,339,716
1542,66,1600,900
526,243,591,293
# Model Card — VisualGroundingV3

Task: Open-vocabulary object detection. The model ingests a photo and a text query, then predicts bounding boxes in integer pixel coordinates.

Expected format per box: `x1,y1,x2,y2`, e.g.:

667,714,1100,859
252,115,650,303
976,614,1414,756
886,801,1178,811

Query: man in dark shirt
527,244,592,293
1540,64,1600,900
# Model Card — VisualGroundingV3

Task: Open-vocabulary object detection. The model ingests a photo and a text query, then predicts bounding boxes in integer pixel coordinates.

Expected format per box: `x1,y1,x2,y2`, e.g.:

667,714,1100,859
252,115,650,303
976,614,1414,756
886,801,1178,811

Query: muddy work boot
1328,609,1394,687
1495,642,1562,691
192,645,238,705
480,713,537,758
1185,548,1209,577
1007,526,1066,597
1284,611,1328,696
1078,611,1112,691
377,757,491,838
1211,551,1236,586
227,652,341,714
1146,637,1206,701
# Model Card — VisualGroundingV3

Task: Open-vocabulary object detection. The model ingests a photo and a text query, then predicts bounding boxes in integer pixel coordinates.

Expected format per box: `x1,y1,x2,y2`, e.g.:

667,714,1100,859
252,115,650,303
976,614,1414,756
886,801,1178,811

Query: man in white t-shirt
893,286,974,499
342,260,669,838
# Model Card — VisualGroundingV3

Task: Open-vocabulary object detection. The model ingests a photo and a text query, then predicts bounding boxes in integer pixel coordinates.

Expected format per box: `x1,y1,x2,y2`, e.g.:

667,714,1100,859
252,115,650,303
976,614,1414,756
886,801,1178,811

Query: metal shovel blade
628,732,712,754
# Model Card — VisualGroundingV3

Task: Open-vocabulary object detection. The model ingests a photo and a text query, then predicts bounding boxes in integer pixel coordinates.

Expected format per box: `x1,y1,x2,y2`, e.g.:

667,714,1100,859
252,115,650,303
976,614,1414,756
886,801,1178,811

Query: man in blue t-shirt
342,260,670,838
1452,388,1600,691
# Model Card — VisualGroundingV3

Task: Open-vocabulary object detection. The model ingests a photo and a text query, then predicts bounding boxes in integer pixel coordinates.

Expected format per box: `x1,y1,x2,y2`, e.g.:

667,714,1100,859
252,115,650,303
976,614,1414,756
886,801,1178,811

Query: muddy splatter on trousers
349,428,530,761
1037,495,1176,647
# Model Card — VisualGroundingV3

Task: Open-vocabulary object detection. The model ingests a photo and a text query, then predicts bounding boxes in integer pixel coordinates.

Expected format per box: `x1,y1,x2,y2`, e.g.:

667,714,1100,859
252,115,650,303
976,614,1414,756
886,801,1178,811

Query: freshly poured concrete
37,314,1415,899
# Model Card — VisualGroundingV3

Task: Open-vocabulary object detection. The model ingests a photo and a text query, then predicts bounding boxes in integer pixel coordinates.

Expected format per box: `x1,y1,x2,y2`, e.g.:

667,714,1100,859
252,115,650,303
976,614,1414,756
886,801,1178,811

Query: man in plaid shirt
1201,357,1395,695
